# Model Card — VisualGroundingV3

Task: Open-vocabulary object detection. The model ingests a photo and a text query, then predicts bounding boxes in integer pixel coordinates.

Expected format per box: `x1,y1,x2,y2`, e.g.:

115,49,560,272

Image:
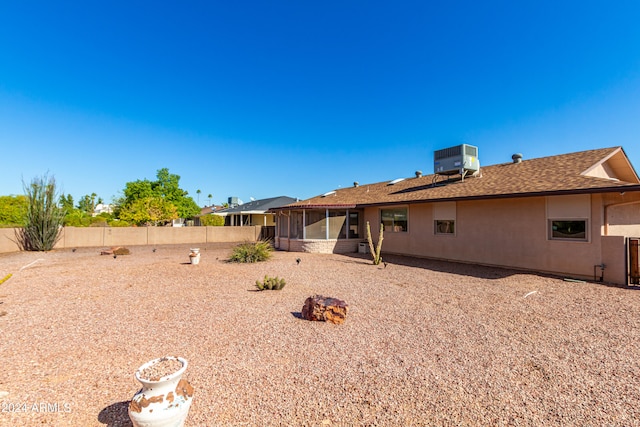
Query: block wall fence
0,226,263,254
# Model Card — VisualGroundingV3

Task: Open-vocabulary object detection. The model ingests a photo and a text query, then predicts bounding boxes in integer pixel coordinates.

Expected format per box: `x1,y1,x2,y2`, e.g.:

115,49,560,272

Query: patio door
629,238,640,285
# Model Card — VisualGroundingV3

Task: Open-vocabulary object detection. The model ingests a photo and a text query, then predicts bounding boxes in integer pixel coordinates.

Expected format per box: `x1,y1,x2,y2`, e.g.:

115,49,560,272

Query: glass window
381,208,407,232
435,220,455,234
549,220,587,241
349,211,360,238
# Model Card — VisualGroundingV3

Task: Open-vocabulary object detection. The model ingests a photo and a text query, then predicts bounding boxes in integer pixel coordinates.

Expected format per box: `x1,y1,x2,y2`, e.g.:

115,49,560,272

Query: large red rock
301,295,348,324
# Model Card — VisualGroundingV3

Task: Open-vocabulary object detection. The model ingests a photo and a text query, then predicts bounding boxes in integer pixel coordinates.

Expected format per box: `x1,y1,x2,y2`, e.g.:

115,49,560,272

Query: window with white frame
381,207,407,232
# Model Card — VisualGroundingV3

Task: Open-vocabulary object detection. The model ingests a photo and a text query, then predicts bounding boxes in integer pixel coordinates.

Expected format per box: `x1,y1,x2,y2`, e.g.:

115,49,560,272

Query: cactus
255,275,286,291
366,221,384,265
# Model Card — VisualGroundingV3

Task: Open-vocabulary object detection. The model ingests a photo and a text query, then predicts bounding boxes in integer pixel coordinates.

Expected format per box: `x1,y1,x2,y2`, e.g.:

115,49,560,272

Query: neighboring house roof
199,205,224,216
278,147,640,209
215,196,297,216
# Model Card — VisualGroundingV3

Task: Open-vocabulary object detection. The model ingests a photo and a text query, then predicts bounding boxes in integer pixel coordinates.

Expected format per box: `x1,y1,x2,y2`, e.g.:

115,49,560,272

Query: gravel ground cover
0,243,639,426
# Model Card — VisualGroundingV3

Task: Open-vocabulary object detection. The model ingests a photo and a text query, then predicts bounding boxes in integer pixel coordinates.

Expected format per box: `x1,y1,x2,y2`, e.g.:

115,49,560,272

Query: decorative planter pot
189,248,200,265
128,356,194,427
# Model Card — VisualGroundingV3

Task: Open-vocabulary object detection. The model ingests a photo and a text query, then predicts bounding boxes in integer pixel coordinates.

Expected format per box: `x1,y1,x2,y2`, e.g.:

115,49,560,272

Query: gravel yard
1,243,639,426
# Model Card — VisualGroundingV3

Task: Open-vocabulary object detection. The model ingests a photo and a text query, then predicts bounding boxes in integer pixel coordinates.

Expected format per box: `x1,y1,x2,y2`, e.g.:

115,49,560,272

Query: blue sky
1,1,639,206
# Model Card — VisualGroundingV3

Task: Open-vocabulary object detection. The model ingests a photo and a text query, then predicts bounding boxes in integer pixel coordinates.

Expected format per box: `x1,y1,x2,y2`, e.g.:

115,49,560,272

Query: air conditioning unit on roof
434,144,479,176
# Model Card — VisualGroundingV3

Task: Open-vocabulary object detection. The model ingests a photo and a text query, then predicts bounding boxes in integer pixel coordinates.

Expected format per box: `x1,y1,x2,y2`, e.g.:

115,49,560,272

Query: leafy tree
59,194,74,212
15,174,65,251
77,193,98,215
118,168,200,223
118,196,178,226
0,195,28,226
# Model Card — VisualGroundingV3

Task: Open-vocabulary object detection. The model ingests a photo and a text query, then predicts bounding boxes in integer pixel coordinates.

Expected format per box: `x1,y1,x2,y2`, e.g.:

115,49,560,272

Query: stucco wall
606,201,640,237
363,196,630,283
0,226,263,254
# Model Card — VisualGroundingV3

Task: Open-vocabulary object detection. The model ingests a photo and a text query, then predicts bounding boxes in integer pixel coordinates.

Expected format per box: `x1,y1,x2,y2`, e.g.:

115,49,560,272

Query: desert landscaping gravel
1,243,639,426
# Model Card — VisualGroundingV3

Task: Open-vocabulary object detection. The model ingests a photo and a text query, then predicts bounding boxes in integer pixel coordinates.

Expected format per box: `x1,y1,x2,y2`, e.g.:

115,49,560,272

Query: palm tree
196,189,201,205
207,194,212,206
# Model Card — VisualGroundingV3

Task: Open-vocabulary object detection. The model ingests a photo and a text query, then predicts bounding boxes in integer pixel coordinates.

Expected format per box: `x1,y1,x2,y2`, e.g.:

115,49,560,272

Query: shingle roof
281,147,640,209
215,196,297,214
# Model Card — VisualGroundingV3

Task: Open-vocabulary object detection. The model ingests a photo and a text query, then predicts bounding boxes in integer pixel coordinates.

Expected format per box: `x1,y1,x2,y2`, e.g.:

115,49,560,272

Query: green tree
77,193,98,215
207,194,212,206
15,174,65,251
0,195,28,226
59,194,74,212
118,196,178,226
196,189,201,205
118,168,200,223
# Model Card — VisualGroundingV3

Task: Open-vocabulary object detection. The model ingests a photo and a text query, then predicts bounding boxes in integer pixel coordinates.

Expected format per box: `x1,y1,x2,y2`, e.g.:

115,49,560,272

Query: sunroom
273,206,365,254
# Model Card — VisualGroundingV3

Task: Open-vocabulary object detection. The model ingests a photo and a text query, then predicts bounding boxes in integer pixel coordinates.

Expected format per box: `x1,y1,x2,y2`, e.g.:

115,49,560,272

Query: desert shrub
229,240,273,263
255,275,286,291
200,214,225,226
63,209,91,227
15,175,65,251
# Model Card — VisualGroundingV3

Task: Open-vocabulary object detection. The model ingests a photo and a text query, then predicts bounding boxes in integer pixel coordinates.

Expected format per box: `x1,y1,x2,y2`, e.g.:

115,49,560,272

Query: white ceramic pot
189,249,200,265
128,356,194,427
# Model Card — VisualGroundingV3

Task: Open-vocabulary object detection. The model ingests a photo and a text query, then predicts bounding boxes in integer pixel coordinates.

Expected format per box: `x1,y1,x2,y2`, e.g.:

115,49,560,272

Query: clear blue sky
1,1,639,206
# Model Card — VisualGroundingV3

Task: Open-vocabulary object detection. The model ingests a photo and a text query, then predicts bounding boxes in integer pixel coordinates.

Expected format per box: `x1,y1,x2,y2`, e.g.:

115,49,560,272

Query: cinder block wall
0,226,263,254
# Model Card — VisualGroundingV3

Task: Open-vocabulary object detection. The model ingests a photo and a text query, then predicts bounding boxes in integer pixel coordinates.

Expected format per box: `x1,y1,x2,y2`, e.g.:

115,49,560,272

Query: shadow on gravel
341,252,519,279
98,401,133,427
342,252,640,289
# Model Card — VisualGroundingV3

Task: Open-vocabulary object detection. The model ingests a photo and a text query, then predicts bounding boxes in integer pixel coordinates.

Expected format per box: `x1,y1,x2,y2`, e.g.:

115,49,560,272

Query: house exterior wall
605,201,640,237
363,195,632,284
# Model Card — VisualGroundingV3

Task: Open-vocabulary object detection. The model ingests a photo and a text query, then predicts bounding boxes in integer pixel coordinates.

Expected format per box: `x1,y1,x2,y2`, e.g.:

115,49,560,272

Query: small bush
200,214,225,226
229,240,273,263
255,275,286,291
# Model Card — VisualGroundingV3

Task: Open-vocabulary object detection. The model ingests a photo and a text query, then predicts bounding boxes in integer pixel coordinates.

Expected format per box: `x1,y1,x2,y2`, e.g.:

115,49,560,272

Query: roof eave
348,184,640,208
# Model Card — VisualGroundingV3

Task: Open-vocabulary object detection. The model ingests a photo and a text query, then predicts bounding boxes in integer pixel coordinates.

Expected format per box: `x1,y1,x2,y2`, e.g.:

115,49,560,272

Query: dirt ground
1,243,639,426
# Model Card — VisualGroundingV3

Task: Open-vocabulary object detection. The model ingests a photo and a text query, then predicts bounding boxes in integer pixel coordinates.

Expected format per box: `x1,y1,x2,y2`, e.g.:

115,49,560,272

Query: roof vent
512,153,523,163
353,181,359,187
415,170,422,178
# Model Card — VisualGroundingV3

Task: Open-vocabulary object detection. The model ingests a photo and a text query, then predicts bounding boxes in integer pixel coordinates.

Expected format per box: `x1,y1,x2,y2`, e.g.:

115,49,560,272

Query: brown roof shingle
282,147,640,209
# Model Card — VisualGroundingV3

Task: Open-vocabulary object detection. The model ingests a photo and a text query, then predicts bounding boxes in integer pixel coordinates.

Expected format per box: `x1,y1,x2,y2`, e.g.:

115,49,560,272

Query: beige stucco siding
606,201,640,236
365,196,608,281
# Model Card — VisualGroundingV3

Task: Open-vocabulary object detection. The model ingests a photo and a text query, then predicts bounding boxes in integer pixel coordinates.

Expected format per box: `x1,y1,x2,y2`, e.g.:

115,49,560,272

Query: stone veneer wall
275,238,362,254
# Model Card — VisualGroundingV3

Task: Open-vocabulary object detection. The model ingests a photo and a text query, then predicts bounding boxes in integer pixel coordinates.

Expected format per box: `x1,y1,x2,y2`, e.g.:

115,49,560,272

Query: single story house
214,196,297,227
271,146,640,286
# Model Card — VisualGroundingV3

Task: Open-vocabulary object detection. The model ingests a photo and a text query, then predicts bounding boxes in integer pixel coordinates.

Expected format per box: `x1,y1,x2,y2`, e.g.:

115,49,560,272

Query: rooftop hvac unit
434,144,479,176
